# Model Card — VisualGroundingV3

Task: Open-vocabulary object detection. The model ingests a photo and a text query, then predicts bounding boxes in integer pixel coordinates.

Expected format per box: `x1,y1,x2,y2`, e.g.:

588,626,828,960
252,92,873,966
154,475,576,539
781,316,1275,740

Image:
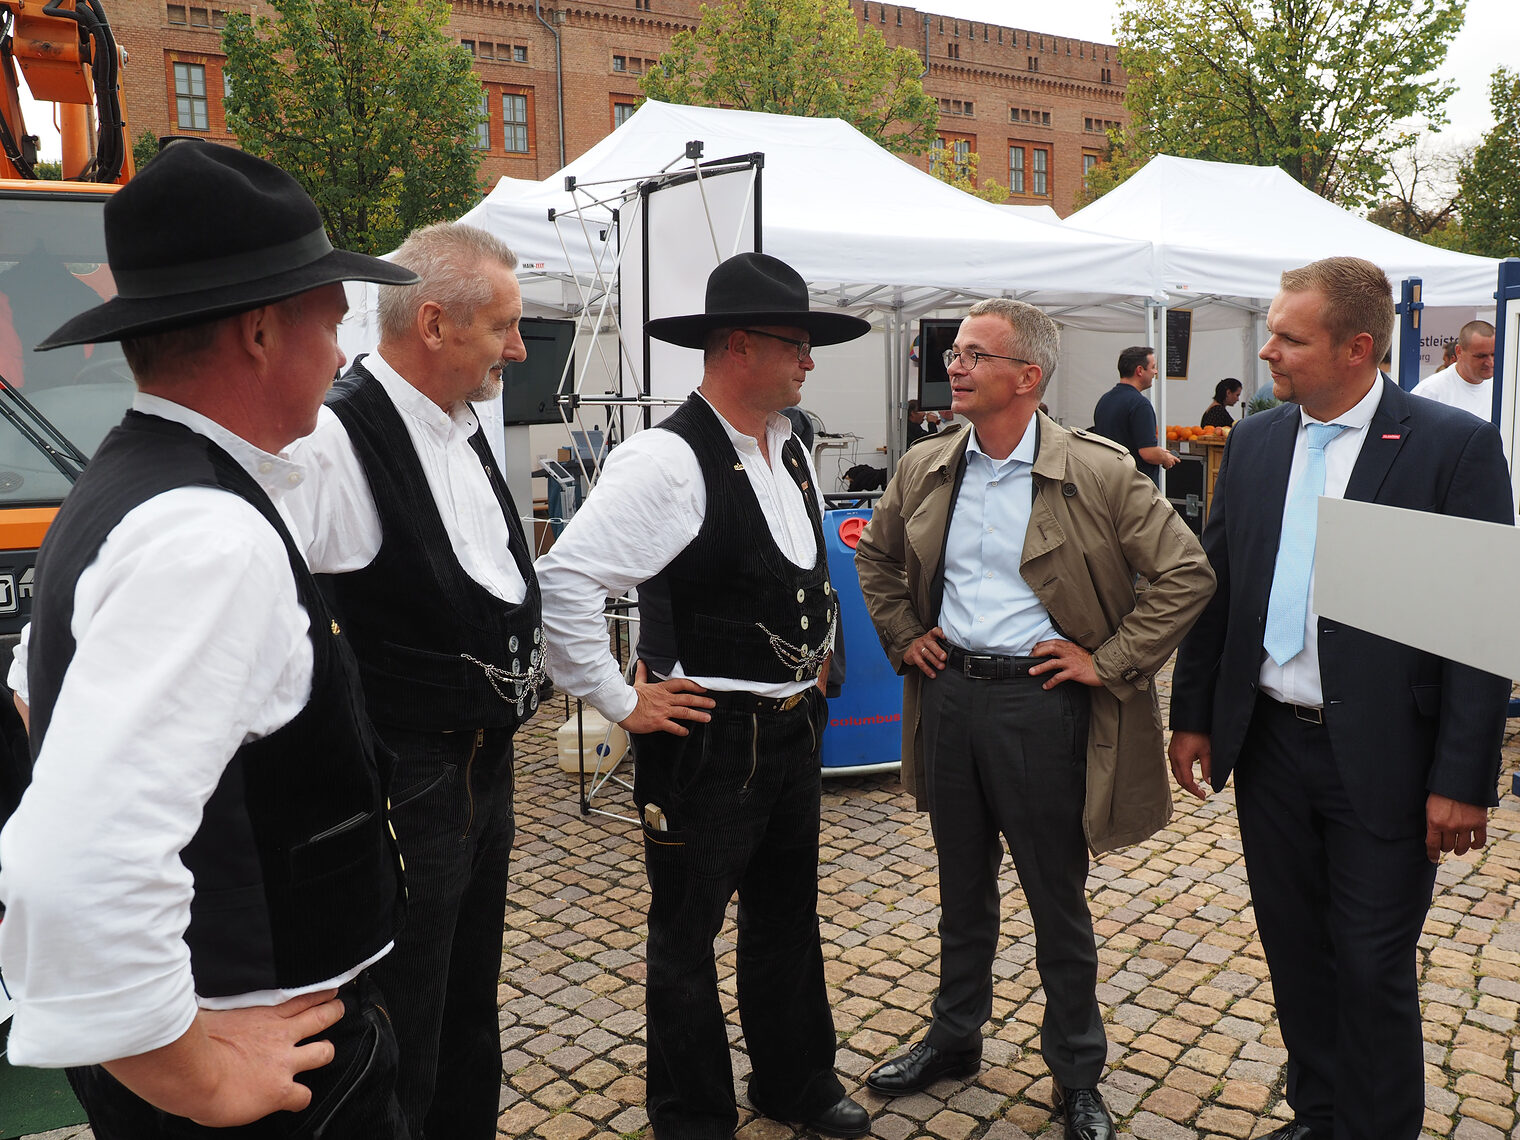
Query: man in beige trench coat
854,299,1214,1140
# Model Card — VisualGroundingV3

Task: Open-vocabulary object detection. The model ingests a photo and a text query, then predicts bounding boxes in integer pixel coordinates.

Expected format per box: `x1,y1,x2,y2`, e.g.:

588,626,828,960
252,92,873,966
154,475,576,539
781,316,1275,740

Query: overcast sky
19,0,1519,161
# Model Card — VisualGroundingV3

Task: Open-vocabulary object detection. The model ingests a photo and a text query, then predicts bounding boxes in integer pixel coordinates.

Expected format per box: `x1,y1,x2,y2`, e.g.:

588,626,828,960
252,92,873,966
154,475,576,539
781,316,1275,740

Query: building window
211,8,226,28
167,3,186,21
947,42,959,59
1009,143,1051,197
612,54,626,72
477,41,494,59
462,39,475,55
503,91,529,153
1028,56,1038,72
938,98,974,117
612,98,636,129
1082,151,1100,189
513,44,527,63
935,132,974,181
1085,116,1120,134
1101,67,1113,84
473,89,490,150
1011,107,1051,127
173,62,209,131
188,6,208,25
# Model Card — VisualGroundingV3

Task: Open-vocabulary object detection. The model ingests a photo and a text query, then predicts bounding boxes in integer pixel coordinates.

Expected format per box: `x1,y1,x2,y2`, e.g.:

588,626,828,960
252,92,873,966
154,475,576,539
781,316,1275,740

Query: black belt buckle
1292,704,1323,725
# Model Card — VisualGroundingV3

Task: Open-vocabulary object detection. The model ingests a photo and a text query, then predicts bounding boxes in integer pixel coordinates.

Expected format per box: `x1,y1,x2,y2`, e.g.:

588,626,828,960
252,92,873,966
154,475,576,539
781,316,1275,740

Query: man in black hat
280,220,541,1140
537,252,871,1140
0,139,415,1138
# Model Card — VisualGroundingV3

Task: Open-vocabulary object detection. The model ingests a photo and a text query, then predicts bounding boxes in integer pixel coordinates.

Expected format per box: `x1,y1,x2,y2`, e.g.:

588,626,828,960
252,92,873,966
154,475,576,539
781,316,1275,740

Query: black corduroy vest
27,411,401,998
322,360,544,731
638,395,836,683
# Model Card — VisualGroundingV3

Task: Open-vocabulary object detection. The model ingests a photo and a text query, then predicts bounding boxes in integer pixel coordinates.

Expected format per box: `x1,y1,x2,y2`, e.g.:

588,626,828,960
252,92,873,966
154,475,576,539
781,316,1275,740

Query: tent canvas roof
1065,154,1500,309
458,100,1158,314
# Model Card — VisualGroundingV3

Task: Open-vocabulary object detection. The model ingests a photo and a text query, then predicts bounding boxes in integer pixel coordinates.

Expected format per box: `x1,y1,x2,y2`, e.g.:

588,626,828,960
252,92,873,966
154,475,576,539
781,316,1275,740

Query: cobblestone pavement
20,669,1520,1140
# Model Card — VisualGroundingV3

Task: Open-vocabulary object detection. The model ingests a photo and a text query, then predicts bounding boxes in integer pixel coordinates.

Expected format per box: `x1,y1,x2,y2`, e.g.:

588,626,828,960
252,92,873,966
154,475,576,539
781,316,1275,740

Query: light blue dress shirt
937,419,1059,655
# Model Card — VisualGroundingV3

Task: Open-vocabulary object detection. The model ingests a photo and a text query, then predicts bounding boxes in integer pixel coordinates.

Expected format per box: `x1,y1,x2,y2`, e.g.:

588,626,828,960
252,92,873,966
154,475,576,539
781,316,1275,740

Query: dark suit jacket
1170,379,1513,839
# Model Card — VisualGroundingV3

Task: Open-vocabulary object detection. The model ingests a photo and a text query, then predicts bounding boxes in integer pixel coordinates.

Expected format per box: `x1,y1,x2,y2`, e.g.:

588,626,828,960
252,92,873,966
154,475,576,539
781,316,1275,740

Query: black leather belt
708,688,814,714
944,644,1042,680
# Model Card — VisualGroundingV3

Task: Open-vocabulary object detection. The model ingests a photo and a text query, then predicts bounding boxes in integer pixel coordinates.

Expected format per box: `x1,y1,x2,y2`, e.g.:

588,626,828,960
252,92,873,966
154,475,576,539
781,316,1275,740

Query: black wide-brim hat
645,251,870,350
37,140,419,350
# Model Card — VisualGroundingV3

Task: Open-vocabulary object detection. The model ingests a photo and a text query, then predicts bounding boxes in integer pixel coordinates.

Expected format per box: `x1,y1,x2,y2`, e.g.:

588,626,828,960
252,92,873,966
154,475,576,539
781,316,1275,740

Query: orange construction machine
0,0,134,636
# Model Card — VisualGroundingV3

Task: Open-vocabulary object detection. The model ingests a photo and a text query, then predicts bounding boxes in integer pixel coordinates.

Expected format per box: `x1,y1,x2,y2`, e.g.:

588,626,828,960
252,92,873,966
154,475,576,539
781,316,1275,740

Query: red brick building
111,0,1126,216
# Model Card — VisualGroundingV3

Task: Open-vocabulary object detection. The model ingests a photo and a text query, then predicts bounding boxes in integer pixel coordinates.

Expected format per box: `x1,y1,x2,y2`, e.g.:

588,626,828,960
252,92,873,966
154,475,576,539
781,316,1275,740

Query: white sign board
1314,497,1520,678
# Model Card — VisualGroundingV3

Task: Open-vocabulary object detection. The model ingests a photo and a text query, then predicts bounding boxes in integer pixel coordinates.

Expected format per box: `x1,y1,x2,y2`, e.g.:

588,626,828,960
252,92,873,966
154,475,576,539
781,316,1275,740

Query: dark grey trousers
920,667,1107,1088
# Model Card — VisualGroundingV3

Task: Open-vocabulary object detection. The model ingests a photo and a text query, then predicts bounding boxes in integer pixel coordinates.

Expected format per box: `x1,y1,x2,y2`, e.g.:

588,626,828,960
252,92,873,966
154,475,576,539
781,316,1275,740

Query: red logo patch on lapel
1381,433,1401,440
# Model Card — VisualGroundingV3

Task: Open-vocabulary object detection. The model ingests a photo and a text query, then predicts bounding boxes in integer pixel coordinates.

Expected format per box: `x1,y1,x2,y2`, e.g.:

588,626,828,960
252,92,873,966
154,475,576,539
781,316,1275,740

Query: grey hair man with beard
282,221,541,1140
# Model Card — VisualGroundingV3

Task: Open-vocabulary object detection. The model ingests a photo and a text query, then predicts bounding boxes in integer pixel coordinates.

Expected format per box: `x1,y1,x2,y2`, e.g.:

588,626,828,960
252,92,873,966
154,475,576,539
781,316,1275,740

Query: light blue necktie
1263,422,1347,666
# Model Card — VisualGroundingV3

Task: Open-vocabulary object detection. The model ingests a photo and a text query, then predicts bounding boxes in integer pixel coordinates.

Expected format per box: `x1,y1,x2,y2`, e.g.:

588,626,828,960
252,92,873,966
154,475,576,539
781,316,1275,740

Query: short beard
466,374,504,404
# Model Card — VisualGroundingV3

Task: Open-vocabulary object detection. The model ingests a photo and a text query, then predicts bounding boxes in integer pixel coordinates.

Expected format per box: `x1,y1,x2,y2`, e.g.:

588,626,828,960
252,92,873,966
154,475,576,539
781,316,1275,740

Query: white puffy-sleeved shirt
281,351,527,600
535,395,827,724
0,395,387,1069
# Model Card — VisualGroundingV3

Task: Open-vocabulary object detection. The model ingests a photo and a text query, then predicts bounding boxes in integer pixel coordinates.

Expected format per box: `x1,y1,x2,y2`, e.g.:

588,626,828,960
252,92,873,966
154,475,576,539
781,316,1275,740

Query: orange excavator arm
0,0,131,183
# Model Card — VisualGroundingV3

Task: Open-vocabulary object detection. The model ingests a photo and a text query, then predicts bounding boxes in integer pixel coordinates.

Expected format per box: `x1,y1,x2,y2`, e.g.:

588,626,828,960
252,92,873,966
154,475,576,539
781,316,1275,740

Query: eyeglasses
741,328,813,362
943,348,1032,371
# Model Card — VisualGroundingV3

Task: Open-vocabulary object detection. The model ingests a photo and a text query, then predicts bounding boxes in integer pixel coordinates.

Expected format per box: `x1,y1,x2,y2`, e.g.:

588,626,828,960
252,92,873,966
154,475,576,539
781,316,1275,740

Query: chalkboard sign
1166,310,1192,379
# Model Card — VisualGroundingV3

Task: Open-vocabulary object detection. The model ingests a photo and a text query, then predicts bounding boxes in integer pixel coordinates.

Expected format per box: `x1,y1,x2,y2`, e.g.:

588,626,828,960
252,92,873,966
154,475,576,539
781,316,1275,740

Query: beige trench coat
854,414,1215,854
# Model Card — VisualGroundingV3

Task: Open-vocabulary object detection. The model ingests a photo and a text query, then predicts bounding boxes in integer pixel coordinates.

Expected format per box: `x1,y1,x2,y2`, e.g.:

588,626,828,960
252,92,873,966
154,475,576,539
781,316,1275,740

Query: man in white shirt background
537,252,872,1140
281,221,541,1140
0,140,416,1137
1410,319,1496,421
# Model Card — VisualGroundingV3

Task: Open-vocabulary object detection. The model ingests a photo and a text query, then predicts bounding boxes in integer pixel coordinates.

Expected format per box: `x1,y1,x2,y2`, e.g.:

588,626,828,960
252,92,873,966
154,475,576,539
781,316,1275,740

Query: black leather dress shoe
1053,1085,1115,1140
1259,1123,1315,1140
864,1041,982,1095
753,1093,870,1138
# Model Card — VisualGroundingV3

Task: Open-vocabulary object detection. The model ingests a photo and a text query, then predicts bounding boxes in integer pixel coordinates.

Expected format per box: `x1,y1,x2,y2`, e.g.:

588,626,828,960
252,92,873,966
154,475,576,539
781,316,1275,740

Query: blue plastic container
819,508,903,772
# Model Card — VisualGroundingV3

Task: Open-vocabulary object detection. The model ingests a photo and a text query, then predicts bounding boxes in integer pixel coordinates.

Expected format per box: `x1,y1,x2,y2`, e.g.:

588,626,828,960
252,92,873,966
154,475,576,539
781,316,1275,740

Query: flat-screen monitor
501,318,575,426
916,318,959,411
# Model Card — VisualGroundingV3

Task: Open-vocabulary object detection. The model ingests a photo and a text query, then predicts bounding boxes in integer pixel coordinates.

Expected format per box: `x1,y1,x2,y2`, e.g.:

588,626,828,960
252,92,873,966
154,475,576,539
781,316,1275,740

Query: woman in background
1201,377,1242,428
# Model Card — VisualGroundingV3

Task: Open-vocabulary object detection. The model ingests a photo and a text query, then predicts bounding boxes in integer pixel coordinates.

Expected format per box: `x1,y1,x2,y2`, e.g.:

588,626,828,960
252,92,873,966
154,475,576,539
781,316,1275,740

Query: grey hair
967,297,1060,395
377,222,519,340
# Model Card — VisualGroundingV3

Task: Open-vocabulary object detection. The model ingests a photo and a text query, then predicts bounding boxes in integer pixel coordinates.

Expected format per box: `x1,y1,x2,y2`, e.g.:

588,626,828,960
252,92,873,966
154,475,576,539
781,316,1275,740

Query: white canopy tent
1066,154,1499,308
445,101,1162,469
457,100,1157,313
340,102,1162,488
1058,154,1503,434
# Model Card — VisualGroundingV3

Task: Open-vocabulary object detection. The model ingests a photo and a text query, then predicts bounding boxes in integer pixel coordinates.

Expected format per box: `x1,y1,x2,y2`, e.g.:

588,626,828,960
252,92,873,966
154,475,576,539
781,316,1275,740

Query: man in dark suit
1168,257,1513,1140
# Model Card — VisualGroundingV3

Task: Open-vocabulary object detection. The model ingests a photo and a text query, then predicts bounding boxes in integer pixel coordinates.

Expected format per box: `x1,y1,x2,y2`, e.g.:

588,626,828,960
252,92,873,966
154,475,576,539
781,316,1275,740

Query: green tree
1456,68,1520,258
928,149,1009,204
131,129,160,174
222,0,484,254
32,160,63,180
1092,0,1464,208
640,0,938,156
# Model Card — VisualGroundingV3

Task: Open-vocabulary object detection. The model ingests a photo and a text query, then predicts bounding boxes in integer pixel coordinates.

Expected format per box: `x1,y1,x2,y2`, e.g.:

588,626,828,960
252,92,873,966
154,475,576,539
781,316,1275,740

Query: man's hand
1168,730,1213,800
619,660,716,736
102,990,345,1127
903,627,949,678
1030,639,1100,689
1425,794,1488,863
